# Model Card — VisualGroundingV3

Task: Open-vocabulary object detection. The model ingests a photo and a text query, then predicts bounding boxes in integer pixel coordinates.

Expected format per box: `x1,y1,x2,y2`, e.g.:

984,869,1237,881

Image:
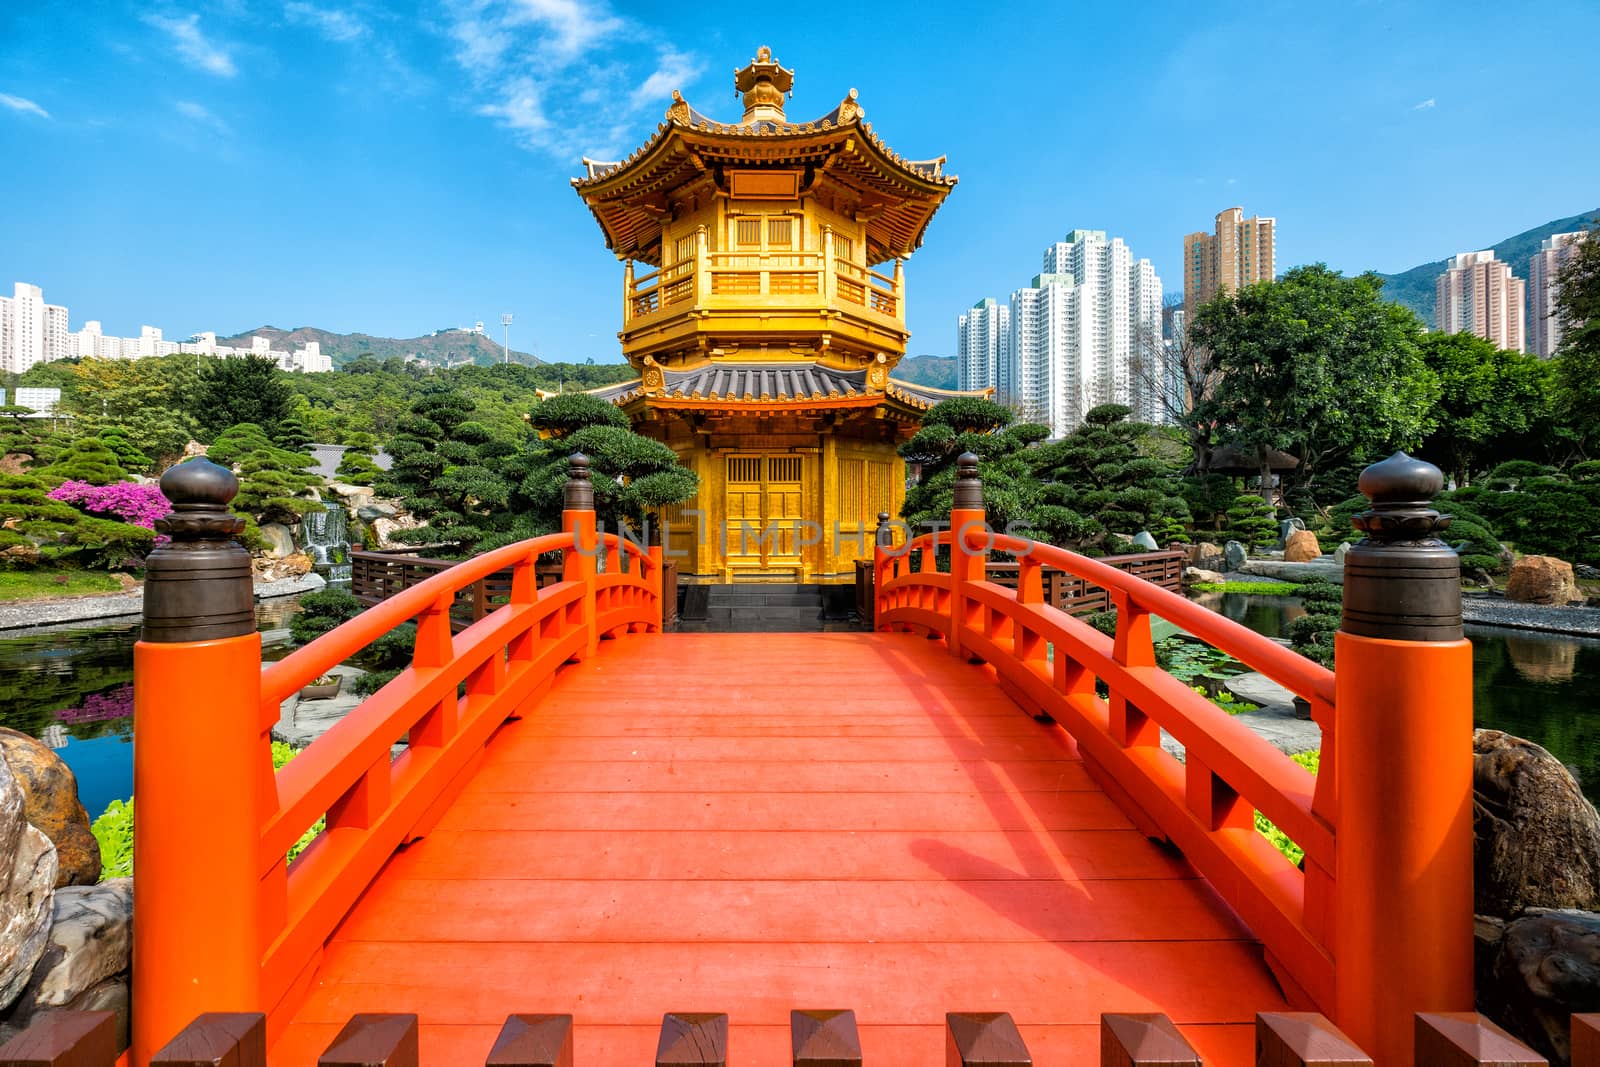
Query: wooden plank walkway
271,632,1287,1064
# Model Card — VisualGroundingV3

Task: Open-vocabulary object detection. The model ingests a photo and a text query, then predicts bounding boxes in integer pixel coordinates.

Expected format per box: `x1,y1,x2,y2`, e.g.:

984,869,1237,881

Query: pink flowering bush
54,685,134,725
48,480,171,530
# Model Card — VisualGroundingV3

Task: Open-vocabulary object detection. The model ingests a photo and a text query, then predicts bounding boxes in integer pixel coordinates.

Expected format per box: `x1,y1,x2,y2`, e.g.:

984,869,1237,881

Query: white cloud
1225,177,1238,186
504,0,623,59
1412,98,1436,111
285,2,368,42
0,93,50,119
175,99,233,135
144,13,237,77
630,47,698,111
442,0,702,157
476,76,549,136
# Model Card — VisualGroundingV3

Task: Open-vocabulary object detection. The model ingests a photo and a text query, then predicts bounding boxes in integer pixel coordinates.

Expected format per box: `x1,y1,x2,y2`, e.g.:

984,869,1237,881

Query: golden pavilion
575,46,969,583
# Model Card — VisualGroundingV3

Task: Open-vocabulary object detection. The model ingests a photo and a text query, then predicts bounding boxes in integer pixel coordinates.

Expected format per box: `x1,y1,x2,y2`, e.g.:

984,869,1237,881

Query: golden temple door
723,453,806,581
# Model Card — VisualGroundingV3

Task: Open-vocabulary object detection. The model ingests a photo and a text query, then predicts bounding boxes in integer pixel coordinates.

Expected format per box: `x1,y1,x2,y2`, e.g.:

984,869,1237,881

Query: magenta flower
48,480,171,529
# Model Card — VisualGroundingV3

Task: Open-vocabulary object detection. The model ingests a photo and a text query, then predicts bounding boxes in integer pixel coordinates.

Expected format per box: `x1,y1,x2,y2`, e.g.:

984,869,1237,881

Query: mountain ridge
216,325,548,368
1375,208,1597,326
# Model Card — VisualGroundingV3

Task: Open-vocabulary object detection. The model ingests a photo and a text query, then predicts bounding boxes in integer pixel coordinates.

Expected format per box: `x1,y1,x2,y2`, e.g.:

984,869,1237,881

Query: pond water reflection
0,596,304,816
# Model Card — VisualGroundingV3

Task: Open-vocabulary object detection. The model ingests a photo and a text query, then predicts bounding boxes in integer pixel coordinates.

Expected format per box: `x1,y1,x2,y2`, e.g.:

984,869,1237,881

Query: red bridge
16,453,1518,1066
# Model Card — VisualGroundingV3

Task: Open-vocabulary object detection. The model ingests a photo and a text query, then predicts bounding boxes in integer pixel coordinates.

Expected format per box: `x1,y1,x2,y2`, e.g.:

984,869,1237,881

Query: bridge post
1332,451,1473,1066
132,458,266,1066
948,453,986,660
561,453,599,659
869,512,892,627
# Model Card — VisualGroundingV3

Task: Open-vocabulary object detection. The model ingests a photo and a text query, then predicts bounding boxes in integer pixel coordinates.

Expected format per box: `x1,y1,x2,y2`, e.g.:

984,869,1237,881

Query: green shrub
289,588,365,645
1225,493,1278,548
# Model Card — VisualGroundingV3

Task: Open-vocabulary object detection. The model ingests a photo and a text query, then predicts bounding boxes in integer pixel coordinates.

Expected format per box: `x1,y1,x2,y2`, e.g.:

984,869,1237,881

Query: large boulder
255,552,313,584
0,729,98,887
0,758,57,1012
1482,909,1600,1065
1277,516,1306,547
1189,543,1225,571
1129,530,1159,551
1475,730,1600,917
357,501,399,522
256,523,297,559
1506,555,1579,605
1183,567,1224,585
1283,529,1323,563
31,881,131,1010
1223,540,1248,571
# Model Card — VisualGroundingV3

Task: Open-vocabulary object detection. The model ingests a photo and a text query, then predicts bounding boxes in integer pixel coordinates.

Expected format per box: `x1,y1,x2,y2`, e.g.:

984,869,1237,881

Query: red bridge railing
875,452,1475,1067
130,455,661,1064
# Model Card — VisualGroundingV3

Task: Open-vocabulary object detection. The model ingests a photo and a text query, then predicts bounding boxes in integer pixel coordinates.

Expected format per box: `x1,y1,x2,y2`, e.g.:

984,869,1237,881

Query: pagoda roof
572,78,955,267
588,362,978,414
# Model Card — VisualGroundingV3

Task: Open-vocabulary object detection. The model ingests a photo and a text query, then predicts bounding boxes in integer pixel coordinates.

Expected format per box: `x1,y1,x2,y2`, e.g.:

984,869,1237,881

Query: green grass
0,570,125,601
1189,581,1303,596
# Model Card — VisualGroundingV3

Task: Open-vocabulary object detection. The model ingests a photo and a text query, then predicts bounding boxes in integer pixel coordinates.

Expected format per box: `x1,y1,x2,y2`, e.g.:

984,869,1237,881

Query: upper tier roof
571,47,956,268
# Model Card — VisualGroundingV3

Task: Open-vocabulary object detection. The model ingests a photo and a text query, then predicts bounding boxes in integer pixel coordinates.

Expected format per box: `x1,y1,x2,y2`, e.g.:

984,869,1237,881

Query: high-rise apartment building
1435,251,1525,353
1183,207,1276,311
0,282,70,374
972,229,1164,435
1528,232,1588,357
957,297,1010,394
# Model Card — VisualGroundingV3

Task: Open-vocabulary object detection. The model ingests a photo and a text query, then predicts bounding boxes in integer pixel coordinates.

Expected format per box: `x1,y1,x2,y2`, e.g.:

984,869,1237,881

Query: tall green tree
374,389,514,552
1415,332,1552,486
900,397,1051,534
193,355,295,439
1191,265,1439,506
1025,404,1192,550
499,393,698,546
1553,226,1600,456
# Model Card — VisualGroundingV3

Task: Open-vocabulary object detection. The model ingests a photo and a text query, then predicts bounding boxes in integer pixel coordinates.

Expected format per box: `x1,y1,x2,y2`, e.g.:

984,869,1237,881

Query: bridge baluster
562,453,599,661
132,458,266,1066
949,452,986,661
1332,454,1474,1066
1107,592,1159,749
1014,557,1046,665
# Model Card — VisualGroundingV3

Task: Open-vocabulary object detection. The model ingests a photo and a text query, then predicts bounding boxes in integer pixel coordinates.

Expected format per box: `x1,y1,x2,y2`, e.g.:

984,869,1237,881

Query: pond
0,597,304,818
1193,592,1600,804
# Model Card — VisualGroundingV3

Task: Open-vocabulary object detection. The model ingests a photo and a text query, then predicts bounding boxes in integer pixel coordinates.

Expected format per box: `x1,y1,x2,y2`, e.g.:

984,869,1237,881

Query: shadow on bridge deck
270,632,1286,1064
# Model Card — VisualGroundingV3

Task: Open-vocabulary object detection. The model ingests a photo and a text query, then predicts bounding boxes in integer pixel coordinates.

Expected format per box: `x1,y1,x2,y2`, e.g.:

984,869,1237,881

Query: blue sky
1,1,1596,363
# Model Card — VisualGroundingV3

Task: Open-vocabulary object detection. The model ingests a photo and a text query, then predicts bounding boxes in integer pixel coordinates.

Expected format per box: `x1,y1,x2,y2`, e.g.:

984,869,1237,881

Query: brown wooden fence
351,549,678,631
0,1006,1568,1065
855,548,1185,627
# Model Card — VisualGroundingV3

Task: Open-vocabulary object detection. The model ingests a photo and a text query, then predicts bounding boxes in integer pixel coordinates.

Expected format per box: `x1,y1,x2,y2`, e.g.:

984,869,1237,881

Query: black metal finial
156,457,246,542
874,511,892,547
143,458,255,643
1352,451,1452,543
563,452,594,512
1342,451,1462,642
953,452,983,511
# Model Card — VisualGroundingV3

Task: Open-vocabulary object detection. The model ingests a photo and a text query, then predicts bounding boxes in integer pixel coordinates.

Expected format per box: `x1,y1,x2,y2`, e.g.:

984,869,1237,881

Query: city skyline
2,2,1597,361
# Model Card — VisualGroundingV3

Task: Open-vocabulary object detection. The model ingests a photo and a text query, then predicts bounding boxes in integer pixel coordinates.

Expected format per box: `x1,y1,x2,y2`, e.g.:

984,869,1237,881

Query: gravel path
0,572,326,632
1463,596,1600,638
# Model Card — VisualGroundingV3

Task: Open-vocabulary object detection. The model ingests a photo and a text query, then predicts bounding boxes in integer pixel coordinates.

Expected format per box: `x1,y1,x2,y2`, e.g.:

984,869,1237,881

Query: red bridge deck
270,632,1285,1064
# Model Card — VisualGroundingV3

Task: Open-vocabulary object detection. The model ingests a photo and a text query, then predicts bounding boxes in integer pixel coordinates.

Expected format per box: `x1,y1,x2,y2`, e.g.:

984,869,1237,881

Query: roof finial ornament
734,45,794,126
666,88,690,124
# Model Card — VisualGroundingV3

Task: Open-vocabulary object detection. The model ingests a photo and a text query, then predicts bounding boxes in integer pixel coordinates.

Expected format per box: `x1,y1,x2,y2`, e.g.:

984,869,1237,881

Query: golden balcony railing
622,241,904,329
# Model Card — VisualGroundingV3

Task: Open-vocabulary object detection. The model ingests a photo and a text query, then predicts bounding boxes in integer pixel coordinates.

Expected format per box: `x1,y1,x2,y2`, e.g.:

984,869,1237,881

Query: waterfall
300,502,353,583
